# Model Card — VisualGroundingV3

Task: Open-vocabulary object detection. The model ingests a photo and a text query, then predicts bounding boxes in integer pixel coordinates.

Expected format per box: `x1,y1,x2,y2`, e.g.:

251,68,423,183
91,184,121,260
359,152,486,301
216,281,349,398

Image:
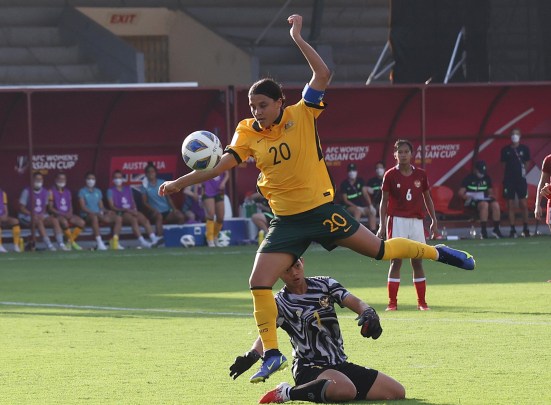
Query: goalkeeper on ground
230,257,405,403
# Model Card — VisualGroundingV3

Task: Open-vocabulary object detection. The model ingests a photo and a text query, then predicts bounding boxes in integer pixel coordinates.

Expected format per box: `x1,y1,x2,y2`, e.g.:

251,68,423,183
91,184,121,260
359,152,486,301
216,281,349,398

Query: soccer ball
180,234,196,248
181,130,223,170
216,230,231,247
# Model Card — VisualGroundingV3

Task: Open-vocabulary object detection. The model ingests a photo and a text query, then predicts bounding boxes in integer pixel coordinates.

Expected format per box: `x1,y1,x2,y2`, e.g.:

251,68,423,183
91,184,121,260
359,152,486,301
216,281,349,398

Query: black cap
474,160,486,174
347,163,357,171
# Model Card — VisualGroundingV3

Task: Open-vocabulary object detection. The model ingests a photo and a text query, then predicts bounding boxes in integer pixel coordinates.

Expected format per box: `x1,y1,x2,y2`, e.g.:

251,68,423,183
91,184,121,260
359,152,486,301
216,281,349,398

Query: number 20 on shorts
323,213,350,233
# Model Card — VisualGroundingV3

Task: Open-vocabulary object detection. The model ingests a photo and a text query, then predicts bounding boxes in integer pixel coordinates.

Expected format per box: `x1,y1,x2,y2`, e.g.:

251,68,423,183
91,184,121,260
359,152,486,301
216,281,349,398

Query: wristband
247,350,261,361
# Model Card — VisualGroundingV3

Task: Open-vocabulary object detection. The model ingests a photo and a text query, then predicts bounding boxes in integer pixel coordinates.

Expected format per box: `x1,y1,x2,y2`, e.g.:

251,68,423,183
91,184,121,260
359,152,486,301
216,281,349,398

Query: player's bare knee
383,381,406,400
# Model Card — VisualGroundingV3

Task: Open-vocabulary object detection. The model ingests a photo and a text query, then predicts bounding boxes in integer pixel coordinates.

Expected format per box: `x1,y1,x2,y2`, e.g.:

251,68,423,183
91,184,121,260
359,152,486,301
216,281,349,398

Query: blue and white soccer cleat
250,353,288,384
435,244,475,270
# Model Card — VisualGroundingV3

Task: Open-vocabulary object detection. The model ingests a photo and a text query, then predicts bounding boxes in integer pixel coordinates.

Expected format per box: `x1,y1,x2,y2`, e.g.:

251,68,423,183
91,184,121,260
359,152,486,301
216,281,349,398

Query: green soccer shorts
258,203,360,259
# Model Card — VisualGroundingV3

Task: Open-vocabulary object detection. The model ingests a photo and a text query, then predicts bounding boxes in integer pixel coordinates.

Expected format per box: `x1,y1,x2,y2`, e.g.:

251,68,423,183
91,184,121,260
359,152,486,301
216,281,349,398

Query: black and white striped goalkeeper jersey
275,276,350,368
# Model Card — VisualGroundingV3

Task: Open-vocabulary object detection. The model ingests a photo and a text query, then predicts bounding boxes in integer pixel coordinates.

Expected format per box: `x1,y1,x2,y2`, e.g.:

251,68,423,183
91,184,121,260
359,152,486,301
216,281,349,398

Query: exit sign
109,14,138,24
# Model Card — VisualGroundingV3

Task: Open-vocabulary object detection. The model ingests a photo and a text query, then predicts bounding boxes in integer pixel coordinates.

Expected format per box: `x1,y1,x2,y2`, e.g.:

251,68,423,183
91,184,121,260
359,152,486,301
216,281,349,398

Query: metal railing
253,0,293,46
444,26,466,84
366,40,394,85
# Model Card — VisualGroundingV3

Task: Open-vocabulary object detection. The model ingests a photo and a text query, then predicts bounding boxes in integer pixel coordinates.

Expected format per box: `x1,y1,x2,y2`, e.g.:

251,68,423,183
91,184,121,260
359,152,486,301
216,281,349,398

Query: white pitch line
0,301,251,317
1,301,550,326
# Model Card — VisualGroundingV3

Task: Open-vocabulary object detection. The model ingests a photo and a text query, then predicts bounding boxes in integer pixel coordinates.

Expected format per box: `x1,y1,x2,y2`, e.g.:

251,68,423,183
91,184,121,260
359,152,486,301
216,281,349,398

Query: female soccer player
141,162,186,238
377,140,437,311
107,170,160,249
230,257,405,403
49,172,86,250
534,153,551,233
159,14,475,383
202,172,229,247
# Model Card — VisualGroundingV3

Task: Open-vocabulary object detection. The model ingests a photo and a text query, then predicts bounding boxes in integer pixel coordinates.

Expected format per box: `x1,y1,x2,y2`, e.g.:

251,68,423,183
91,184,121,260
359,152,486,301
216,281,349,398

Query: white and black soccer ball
181,130,223,171
180,234,196,248
216,230,231,247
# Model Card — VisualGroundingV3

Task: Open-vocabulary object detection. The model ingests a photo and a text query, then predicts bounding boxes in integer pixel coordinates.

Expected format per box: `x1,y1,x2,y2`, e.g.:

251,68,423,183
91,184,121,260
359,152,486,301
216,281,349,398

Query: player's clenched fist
356,307,383,340
288,14,303,38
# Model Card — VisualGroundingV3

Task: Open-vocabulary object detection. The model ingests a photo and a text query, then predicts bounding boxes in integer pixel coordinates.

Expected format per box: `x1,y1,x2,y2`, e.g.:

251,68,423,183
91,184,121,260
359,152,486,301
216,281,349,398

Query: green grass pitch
1,239,550,404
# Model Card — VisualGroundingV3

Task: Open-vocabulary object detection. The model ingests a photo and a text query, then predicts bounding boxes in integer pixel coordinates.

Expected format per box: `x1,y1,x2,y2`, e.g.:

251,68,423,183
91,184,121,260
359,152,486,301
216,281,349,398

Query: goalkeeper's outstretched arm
342,294,383,340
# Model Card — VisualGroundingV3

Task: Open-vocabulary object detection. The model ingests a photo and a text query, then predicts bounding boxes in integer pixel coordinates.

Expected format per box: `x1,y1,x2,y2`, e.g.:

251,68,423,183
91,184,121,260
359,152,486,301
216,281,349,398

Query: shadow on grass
329,398,440,405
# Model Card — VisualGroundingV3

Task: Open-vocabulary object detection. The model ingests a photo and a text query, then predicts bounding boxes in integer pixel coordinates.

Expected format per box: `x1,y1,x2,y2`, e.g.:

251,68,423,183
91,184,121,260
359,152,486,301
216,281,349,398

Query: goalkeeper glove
229,350,261,380
356,307,383,339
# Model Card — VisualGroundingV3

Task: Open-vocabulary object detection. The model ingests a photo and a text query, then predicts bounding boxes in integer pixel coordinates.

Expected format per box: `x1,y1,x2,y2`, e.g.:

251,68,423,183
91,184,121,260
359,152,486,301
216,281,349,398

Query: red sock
414,277,427,305
387,278,400,305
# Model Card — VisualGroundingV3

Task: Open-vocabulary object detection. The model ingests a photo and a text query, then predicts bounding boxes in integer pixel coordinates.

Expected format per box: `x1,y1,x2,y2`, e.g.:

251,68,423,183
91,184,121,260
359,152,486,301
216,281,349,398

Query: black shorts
294,362,379,400
257,203,360,260
465,197,494,209
503,179,528,200
202,193,224,203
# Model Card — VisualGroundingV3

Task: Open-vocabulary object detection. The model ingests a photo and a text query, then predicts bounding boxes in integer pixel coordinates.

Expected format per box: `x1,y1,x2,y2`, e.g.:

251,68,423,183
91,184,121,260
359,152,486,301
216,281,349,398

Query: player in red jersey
534,153,551,233
377,140,438,311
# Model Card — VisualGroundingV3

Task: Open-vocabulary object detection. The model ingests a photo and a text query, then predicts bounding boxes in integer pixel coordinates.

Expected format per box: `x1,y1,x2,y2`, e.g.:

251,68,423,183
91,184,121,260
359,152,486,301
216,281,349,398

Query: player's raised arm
288,14,331,91
158,153,238,196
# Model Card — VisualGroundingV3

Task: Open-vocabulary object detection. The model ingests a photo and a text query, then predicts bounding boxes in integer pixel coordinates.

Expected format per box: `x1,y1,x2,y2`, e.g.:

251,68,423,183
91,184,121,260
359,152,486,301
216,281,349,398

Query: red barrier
0,85,230,213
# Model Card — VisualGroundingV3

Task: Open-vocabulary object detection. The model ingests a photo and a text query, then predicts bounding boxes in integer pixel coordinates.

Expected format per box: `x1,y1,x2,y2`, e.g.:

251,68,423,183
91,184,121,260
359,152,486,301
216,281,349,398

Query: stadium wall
0,83,549,216
79,7,253,86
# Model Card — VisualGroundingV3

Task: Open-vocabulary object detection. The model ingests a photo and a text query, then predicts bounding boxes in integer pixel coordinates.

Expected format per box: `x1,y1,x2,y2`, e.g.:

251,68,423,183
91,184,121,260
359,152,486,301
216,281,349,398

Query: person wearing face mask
366,161,386,224
107,170,160,249
141,162,185,242
18,172,67,251
158,15,475,383
78,172,122,250
339,163,376,233
458,161,503,239
48,172,86,250
500,129,531,238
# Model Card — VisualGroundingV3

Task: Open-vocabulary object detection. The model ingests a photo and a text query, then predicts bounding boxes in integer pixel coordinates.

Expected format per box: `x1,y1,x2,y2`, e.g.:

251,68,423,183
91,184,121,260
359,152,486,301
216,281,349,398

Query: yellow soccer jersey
227,99,335,216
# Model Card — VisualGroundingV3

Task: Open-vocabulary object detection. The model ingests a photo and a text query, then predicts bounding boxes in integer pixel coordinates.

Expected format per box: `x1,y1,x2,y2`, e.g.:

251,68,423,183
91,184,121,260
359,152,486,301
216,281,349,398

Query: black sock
263,349,281,358
523,222,529,230
375,239,385,260
481,222,487,233
290,379,331,403
493,221,500,230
